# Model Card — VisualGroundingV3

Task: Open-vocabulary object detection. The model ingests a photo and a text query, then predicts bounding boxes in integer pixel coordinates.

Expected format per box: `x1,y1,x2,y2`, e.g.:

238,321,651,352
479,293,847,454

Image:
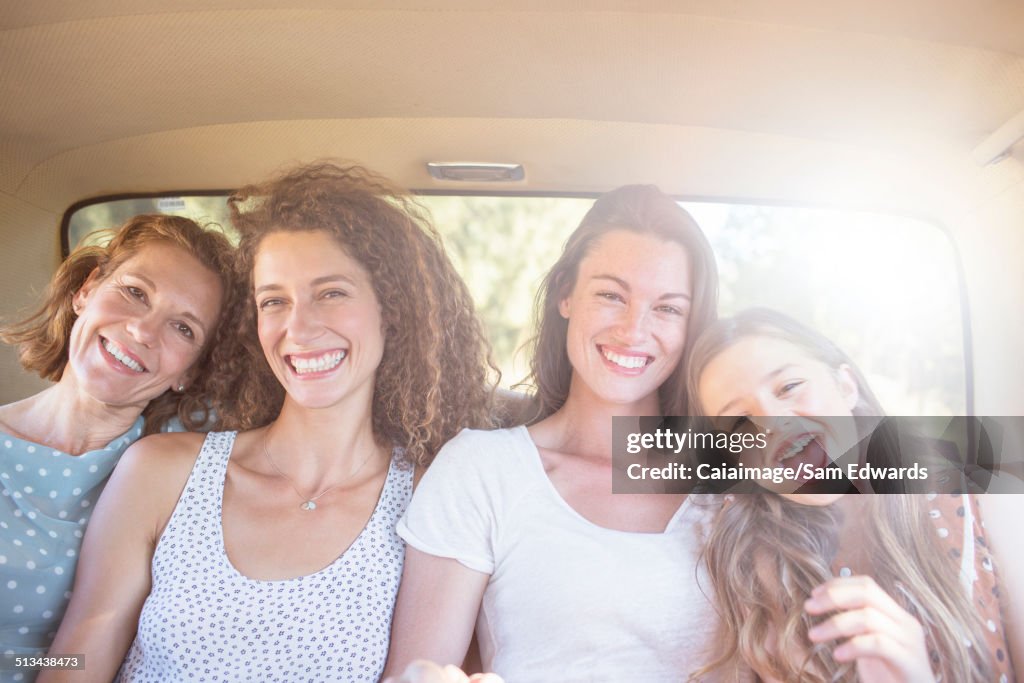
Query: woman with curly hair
43,162,495,682
0,214,233,673
688,308,1020,682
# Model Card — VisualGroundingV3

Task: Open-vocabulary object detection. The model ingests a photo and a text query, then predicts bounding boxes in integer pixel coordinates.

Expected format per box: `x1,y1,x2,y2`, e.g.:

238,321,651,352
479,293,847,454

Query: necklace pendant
300,500,317,511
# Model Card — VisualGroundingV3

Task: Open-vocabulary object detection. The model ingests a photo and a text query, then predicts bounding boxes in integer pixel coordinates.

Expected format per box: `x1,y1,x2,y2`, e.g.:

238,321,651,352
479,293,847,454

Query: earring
177,384,185,392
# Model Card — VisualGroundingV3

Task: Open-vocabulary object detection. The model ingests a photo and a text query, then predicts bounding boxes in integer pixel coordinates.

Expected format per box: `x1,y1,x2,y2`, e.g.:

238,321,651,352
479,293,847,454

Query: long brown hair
688,309,994,682
0,214,235,435
214,161,496,465
527,185,718,419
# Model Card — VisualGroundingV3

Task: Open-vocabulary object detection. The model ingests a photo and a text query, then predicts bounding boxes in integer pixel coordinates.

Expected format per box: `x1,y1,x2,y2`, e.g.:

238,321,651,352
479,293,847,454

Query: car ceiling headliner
2,0,1023,218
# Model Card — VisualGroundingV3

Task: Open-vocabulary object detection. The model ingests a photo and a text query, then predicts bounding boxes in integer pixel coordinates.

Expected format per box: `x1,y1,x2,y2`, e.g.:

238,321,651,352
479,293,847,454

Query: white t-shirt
398,426,733,682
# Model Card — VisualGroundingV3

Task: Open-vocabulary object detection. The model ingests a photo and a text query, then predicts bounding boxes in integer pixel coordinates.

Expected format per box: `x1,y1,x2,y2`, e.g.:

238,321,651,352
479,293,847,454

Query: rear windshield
67,194,966,415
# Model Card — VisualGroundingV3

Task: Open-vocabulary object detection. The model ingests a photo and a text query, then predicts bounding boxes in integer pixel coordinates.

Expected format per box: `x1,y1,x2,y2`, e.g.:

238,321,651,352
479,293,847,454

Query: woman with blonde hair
688,308,1020,682
0,214,233,674
44,162,495,682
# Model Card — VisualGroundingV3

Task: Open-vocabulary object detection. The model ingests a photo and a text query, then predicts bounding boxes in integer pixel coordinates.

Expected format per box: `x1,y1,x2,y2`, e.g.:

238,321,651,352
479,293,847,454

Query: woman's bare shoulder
113,431,212,493
100,432,225,540
123,430,208,460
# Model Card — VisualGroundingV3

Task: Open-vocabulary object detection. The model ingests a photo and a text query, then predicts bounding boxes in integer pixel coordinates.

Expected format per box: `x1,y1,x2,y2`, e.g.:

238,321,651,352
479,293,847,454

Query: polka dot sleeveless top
116,431,413,683
1,419,143,683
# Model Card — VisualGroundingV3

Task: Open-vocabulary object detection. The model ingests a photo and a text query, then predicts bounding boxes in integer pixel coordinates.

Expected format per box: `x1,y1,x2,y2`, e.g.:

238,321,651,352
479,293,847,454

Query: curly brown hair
527,185,718,420
213,161,496,465
0,214,236,435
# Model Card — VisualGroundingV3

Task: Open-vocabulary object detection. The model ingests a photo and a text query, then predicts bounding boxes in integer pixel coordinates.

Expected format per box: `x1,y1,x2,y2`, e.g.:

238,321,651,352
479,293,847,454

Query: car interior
2,4,1024,681
2,2,1022,446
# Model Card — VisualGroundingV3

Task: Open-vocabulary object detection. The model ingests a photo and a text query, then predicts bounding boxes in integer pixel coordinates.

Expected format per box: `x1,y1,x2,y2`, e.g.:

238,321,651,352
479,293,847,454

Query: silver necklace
262,431,377,511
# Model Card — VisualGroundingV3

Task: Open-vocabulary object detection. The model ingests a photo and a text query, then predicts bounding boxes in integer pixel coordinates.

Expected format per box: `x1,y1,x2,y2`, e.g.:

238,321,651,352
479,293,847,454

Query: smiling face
253,230,384,412
67,241,223,409
697,334,860,500
558,230,692,414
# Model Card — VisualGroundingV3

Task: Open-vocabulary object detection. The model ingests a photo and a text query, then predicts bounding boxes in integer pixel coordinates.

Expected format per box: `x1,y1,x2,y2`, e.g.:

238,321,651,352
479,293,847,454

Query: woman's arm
977,493,1024,673
383,547,490,677
39,433,202,682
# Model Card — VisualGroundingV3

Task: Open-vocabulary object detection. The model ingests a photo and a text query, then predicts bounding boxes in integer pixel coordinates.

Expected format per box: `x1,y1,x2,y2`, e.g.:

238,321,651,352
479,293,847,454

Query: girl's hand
383,660,504,683
805,576,935,683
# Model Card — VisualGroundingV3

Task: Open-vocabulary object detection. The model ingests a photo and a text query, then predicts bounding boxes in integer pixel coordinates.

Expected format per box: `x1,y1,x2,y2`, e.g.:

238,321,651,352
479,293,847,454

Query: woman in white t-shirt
384,186,730,682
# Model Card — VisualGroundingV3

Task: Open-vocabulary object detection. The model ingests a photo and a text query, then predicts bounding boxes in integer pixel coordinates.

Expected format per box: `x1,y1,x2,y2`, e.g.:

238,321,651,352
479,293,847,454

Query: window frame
62,189,975,415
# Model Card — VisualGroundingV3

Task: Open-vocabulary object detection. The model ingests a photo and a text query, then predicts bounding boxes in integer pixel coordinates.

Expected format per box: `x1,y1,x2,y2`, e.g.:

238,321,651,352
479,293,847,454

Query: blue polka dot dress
116,431,413,683
0,417,145,683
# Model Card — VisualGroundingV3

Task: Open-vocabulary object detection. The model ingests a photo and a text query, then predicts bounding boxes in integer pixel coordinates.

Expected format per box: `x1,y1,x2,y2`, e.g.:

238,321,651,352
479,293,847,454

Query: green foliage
423,196,593,387
68,196,236,249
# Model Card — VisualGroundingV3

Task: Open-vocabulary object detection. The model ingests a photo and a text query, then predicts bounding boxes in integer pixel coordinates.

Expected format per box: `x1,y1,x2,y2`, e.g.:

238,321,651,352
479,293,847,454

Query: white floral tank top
117,431,413,683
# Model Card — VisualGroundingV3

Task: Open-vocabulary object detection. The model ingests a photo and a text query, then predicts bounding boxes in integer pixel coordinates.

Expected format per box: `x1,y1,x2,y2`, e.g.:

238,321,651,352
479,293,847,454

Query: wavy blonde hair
212,161,496,465
696,495,993,682
688,309,994,682
0,214,235,435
